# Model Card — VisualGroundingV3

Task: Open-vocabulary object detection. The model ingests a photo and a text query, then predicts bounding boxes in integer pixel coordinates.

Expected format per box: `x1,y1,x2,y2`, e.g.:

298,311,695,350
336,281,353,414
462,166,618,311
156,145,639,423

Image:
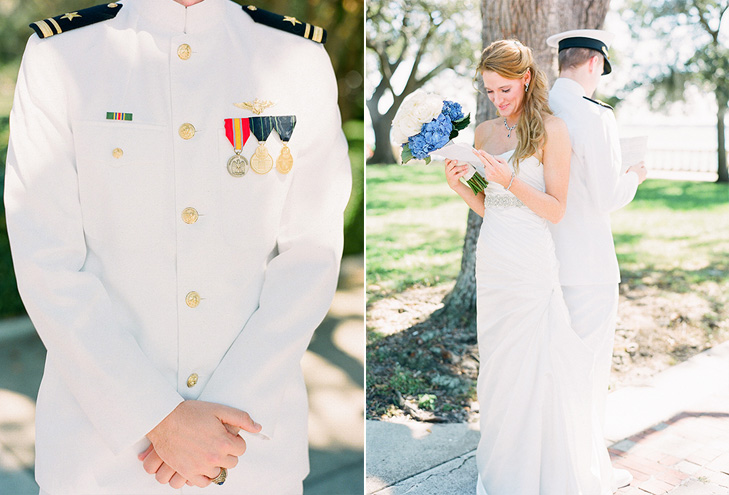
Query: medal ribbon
224,118,251,151
248,116,275,143
272,116,297,143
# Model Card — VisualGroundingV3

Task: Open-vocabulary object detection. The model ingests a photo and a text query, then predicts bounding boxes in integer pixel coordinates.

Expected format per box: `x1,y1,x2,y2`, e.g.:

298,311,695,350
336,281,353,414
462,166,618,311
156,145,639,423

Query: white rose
391,90,445,143
411,93,444,123
391,125,408,144
392,113,424,143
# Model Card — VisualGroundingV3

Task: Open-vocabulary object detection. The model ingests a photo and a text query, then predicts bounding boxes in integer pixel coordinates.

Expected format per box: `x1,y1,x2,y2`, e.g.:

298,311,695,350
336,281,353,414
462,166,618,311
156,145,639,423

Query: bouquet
391,90,489,194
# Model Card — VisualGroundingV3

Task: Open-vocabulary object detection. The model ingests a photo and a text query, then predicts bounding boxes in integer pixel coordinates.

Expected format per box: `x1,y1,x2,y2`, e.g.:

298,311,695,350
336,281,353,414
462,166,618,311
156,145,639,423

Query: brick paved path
612,393,729,495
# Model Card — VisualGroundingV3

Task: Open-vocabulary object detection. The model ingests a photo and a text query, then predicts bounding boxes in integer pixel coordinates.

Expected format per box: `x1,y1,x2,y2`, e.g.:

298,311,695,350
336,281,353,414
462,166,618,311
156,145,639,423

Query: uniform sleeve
582,109,639,213
197,45,351,439
4,36,184,454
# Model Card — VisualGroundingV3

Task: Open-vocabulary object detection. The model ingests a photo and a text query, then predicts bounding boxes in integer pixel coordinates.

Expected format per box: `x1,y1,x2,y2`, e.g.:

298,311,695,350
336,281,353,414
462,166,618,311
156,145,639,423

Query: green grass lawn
366,163,469,302
367,163,729,420
367,163,729,302
612,180,729,292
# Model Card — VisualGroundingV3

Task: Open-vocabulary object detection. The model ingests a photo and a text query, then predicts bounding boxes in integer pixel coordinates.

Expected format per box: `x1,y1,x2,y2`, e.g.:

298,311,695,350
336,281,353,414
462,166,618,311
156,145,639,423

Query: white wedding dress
475,151,604,494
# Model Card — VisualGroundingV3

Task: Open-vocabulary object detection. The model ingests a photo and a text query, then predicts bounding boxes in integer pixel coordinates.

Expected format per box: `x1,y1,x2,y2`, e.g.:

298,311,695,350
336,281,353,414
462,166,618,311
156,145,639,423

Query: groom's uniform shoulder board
242,5,327,44
583,96,613,110
29,3,122,39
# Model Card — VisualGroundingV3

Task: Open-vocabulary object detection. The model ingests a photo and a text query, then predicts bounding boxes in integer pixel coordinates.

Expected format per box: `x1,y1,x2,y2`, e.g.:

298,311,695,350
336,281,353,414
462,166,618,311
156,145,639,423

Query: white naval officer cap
546,29,615,75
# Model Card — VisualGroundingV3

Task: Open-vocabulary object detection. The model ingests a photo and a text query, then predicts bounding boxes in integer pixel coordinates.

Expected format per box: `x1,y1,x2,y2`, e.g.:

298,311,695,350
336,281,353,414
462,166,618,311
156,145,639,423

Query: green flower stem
465,173,489,195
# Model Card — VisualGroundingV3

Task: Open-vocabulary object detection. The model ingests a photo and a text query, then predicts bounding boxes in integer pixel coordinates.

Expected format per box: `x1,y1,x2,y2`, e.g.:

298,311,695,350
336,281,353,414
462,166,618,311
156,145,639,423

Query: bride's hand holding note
473,150,512,188
444,159,470,190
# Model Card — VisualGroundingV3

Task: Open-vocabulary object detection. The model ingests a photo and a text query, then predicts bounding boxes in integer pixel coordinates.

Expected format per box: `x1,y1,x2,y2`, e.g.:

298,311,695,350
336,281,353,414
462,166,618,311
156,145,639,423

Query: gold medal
271,116,297,174
227,152,248,177
276,143,294,174
250,142,273,174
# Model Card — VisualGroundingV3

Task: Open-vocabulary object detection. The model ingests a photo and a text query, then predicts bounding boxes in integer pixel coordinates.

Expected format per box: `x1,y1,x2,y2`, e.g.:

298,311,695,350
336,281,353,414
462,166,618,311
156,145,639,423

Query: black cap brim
558,37,611,75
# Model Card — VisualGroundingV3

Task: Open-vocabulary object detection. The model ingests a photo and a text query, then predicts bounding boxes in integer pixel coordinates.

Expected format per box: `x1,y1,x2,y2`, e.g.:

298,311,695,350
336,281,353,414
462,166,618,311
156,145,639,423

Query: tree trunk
438,0,611,326
717,101,728,183
368,103,397,164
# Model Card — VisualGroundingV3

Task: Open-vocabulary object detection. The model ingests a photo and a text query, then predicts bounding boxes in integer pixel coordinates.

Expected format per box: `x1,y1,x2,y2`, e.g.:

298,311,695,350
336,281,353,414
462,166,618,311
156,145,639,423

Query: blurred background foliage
0,0,364,317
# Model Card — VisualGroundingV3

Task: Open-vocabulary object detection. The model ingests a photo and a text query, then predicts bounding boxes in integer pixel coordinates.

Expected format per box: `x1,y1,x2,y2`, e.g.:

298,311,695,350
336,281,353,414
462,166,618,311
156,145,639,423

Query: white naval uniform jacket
548,77,639,286
4,0,351,493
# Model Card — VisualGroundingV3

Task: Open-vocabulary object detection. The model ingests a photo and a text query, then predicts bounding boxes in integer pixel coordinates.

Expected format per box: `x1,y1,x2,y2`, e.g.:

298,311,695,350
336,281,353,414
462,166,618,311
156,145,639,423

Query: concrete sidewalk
0,254,364,495
367,340,729,494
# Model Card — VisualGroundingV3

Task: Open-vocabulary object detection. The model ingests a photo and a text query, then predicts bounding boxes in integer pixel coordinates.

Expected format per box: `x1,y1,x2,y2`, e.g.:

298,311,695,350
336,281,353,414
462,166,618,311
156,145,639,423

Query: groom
546,29,647,491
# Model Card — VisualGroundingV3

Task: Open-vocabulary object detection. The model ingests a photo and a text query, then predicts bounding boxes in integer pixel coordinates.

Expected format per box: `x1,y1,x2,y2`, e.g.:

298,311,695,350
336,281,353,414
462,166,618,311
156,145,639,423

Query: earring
525,82,529,92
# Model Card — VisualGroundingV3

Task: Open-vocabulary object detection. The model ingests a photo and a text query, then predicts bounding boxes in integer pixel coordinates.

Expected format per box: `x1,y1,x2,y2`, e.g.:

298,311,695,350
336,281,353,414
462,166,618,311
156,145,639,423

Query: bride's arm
474,116,570,223
444,159,485,217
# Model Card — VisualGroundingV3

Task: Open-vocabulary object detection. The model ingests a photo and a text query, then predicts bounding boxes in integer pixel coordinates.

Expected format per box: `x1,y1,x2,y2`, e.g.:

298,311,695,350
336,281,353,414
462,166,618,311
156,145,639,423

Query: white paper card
620,136,648,172
431,141,485,179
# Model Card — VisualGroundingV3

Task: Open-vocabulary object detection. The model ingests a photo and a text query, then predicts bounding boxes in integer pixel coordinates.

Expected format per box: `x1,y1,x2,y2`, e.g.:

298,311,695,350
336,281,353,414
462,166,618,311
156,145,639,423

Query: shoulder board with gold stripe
30,3,122,39
583,96,613,110
242,5,326,44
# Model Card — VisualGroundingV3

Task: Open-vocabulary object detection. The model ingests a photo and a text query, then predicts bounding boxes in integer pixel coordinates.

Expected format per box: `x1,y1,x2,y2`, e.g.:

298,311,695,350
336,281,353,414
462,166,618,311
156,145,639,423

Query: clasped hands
444,150,512,190
139,400,261,489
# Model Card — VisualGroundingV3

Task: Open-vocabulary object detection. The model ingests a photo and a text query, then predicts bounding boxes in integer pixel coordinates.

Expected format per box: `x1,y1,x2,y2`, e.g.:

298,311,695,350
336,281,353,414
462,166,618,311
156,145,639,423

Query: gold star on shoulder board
61,11,81,21
234,98,276,115
283,16,301,26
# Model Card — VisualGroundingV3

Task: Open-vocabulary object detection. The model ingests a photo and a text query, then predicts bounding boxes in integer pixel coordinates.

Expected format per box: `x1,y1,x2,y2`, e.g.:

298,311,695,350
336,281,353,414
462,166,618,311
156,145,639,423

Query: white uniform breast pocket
216,128,289,251
73,120,173,249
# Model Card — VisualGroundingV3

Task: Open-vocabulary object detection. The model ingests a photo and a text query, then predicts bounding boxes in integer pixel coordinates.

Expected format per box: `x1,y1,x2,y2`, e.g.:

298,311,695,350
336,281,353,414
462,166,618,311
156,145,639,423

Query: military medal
224,118,252,177
272,116,297,174
249,116,275,174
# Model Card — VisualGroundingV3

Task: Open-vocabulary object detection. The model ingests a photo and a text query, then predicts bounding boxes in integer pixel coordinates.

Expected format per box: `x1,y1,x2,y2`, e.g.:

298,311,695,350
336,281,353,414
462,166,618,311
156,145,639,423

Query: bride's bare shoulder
543,114,568,136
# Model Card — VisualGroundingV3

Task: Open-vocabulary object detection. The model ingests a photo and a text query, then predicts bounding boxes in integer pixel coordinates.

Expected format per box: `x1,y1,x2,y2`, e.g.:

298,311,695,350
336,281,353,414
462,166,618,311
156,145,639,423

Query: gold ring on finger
210,467,227,485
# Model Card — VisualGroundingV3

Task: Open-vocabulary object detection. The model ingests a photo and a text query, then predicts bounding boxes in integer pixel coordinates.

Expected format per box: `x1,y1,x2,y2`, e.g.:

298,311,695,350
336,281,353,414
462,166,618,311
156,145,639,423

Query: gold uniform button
187,373,199,388
177,44,192,60
181,207,199,224
112,147,123,159
179,123,196,140
185,291,200,308
108,3,118,7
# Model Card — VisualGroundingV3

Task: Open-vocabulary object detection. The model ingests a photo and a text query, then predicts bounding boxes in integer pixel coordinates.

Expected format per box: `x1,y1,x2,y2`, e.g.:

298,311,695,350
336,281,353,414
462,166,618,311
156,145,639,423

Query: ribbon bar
106,112,132,121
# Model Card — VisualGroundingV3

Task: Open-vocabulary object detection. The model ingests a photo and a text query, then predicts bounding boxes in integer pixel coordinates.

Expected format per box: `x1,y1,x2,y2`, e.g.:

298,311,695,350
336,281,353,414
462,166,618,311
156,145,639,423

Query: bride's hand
444,159,469,190
473,150,512,187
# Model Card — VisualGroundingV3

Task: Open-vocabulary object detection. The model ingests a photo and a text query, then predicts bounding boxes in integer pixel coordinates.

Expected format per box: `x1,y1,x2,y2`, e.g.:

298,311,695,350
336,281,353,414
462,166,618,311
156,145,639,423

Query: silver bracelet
505,172,516,191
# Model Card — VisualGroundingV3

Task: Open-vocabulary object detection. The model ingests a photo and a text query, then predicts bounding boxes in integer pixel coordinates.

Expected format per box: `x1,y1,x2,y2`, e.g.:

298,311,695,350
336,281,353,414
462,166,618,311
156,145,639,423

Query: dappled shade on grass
366,163,729,422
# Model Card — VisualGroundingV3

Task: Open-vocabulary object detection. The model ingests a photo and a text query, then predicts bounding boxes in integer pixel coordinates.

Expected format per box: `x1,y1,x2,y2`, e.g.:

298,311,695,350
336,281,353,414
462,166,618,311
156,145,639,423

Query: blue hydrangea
442,101,464,122
407,113,453,159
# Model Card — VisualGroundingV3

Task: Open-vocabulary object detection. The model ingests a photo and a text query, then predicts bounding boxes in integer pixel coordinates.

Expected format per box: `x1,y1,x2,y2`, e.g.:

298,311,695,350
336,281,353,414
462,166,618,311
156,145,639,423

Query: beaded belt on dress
484,194,525,208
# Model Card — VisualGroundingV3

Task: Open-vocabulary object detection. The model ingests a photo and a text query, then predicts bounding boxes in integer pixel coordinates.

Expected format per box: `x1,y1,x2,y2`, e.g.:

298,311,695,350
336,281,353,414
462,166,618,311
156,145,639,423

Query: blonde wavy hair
477,39,552,170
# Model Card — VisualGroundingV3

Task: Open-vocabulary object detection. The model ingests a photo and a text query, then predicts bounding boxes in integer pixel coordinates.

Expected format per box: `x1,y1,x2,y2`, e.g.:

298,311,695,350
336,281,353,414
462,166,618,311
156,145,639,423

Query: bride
445,40,604,494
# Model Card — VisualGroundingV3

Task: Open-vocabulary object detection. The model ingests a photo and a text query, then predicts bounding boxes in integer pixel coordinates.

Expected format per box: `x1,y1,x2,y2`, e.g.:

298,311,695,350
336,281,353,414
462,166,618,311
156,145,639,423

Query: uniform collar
553,77,587,98
131,0,227,34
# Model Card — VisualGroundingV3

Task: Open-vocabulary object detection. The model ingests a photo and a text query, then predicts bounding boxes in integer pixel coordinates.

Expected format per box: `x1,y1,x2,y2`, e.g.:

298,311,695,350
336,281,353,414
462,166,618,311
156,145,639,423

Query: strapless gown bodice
477,151,558,290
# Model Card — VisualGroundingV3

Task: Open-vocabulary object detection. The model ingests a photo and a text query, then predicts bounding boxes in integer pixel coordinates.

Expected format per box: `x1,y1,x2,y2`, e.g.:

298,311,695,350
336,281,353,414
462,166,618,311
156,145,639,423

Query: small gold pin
61,12,81,21
283,16,301,26
234,98,276,115
247,5,258,10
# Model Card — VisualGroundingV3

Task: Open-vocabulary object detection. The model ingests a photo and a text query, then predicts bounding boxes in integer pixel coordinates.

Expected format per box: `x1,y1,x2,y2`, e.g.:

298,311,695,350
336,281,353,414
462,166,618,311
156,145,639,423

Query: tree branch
691,0,719,41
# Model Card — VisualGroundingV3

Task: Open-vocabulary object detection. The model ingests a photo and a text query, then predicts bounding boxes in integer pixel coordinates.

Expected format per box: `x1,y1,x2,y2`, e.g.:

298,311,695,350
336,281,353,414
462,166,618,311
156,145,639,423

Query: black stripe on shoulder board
583,96,613,109
30,3,122,39
243,5,327,44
